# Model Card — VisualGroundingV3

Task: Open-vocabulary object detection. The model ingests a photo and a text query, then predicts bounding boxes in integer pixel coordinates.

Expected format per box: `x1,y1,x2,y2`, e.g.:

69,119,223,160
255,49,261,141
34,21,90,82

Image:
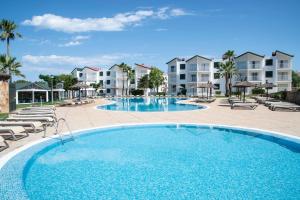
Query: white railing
278,62,290,69
198,66,210,71
277,75,290,81
199,77,209,82
248,62,261,69
247,76,261,81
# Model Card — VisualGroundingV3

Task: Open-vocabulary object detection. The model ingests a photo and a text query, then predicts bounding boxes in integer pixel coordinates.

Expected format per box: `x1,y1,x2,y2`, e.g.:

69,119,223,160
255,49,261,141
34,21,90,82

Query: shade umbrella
260,81,277,100
233,81,255,102
71,82,90,100
197,82,215,98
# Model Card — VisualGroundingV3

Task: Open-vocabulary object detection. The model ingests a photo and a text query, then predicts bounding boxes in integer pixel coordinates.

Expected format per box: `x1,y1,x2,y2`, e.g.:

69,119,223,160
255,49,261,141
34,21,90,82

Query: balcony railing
198,66,210,71
247,76,261,81
169,78,177,82
199,77,209,82
188,65,210,72
277,75,290,81
278,63,290,69
248,64,261,69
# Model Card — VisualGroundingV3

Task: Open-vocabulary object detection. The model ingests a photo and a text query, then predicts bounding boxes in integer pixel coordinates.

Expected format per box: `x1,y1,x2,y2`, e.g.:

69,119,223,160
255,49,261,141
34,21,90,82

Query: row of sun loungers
59,99,95,106
228,97,259,110
0,106,56,151
253,96,300,112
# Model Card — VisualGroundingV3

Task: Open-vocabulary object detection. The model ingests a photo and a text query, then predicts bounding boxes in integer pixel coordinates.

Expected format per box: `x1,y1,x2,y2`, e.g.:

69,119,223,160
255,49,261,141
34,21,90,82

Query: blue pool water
0,124,300,200
97,97,204,112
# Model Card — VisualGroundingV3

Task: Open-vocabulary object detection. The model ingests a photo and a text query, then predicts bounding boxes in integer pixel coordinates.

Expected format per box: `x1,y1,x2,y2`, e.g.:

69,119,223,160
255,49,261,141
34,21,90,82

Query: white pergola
16,88,49,104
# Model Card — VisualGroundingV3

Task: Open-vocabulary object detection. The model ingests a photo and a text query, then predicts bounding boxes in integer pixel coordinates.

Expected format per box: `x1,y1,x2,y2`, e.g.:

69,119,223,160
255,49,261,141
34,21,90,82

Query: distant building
167,50,293,96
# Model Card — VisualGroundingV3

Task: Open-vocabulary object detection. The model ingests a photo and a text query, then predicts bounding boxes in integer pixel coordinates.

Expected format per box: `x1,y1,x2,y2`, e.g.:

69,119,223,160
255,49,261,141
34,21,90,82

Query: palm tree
126,68,134,95
0,55,25,79
218,61,236,96
222,50,235,62
119,63,130,96
0,19,22,80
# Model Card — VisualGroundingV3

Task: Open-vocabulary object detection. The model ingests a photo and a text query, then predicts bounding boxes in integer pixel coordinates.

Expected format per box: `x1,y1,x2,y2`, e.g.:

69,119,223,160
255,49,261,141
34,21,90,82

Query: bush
131,89,144,96
252,88,265,95
156,92,166,96
271,91,287,100
177,88,187,96
215,91,221,95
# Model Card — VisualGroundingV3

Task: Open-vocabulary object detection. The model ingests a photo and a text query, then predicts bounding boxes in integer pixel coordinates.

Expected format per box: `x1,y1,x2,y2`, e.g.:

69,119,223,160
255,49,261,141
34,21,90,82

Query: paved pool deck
1,97,300,157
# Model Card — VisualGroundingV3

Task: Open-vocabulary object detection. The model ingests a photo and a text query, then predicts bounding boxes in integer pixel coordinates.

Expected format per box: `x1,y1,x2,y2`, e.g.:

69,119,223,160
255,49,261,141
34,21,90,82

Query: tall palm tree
0,55,25,79
222,50,235,62
126,68,134,95
218,61,236,96
118,63,130,96
0,19,22,80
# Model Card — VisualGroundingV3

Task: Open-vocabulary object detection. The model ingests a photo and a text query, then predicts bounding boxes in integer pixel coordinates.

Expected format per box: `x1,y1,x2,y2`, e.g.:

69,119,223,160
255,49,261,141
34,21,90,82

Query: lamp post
50,75,54,104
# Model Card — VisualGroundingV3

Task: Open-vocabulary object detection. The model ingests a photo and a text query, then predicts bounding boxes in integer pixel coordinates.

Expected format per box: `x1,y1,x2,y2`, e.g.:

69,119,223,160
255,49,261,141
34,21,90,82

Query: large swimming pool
97,97,205,112
0,124,300,199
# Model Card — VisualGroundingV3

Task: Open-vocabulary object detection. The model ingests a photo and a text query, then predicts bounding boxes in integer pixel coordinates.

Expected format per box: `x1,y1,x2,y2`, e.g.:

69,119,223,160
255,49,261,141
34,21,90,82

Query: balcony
198,66,210,72
277,62,290,69
247,76,262,81
277,75,291,81
169,78,177,83
247,64,261,70
198,77,209,82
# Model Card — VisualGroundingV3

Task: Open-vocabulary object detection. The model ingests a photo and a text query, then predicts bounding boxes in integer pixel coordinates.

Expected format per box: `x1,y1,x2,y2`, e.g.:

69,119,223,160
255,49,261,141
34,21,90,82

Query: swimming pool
97,97,205,112
0,124,300,199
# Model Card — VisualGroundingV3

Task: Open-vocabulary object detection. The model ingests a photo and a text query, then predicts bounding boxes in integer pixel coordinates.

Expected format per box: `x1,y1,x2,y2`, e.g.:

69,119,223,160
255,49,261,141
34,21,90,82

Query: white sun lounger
0,136,9,151
0,121,45,133
231,102,258,110
6,116,55,126
270,103,300,111
0,126,29,141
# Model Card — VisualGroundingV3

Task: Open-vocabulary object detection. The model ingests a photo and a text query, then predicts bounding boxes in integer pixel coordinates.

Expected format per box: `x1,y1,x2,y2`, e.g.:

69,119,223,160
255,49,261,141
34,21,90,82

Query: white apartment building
167,50,293,96
71,64,168,96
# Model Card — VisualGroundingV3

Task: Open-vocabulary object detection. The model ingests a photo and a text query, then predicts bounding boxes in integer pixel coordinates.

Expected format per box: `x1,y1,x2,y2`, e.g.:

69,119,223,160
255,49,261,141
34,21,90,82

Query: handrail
55,118,75,144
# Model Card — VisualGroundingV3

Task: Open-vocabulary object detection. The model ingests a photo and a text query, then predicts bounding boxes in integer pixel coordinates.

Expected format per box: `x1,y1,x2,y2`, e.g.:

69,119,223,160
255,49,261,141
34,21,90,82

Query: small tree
90,82,102,95
0,55,25,79
138,74,150,95
149,67,164,94
292,71,300,88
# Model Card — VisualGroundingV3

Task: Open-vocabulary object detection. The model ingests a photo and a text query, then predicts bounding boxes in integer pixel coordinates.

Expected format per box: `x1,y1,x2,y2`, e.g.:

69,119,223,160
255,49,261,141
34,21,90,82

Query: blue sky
1,0,299,80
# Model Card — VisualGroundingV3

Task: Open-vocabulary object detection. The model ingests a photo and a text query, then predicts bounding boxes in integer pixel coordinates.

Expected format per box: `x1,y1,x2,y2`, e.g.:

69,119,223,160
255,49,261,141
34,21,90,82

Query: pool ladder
55,118,75,144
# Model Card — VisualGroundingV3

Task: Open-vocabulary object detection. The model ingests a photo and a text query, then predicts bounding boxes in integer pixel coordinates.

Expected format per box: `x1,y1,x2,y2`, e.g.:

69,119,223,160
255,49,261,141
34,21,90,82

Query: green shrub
156,92,166,96
252,88,265,95
131,89,144,96
215,91,221,95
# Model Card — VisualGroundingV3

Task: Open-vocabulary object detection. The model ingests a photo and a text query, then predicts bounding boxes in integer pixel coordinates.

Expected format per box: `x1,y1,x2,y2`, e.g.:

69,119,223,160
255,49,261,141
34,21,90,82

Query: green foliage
156,92,166,96
39,74,77,90
271,91,287,100
0,55,24,78
118,62,133,95
215,91,221,95
138,74,150,89
218,56,238,96
149,67,164,93
131,89,144,96
252,88,265,95
292,71,300,88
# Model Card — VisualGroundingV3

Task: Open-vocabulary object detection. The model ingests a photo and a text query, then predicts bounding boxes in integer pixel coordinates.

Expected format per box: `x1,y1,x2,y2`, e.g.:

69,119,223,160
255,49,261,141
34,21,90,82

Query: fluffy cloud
59,35,90,47
22,8,191,33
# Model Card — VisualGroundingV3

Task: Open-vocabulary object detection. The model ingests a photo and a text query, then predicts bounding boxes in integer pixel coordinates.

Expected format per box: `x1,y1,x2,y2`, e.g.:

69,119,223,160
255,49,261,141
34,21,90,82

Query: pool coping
1,122,300,170
94,97,210,112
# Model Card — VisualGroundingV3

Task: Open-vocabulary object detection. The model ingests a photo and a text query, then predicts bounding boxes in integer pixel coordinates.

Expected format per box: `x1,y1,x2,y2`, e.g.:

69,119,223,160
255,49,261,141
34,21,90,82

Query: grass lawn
0,113,8,120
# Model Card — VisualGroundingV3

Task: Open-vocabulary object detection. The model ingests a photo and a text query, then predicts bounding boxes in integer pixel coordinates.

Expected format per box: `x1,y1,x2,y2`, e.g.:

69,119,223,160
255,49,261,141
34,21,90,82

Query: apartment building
71,63,168,96
167,50,293,96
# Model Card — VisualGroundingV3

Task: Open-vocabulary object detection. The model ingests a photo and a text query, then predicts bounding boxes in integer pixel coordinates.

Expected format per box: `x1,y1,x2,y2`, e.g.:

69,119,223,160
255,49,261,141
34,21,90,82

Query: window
265,59,273,66
99,71,103,76
106,88,111,93
214,62,220,69
214,73,220,79
99,90,103,94
172,85,176,92
214,84,220,90
180,74,186,80
99,80,103,85
79,73,83,77
191,74,196,82
106,71,110,76
130,79,135,84
180,64,186,70
265,71,273,78
106,80,110,85
170,66,176,72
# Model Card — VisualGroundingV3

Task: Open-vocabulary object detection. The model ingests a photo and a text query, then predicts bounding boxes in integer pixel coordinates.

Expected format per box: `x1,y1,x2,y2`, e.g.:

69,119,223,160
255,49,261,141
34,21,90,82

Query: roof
272,50,294,57
135,63,152,69
83,66,101,71
16,82,50,90
186,55,212,62
166,57,184,64
235,52,265,59
109,64,119,70
71,67,83,73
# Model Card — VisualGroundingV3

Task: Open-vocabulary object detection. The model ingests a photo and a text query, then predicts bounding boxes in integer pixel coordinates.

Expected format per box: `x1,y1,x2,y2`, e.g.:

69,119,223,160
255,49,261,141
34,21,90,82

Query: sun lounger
196,98,216,103
0,121,45,133
0,136,9,151
0,126,29,140
270,103,300,111
6,116,55,126
10,114,56,120
231,102,258,110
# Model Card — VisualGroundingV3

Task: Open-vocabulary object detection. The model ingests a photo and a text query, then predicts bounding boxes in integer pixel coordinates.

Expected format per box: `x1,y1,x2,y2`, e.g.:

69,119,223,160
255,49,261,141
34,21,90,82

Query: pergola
16,82,49,104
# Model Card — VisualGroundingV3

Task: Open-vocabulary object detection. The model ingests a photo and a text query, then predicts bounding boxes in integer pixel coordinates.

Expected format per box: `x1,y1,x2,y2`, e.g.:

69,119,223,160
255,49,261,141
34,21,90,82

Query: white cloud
59,35,90,47
22,7,191,33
